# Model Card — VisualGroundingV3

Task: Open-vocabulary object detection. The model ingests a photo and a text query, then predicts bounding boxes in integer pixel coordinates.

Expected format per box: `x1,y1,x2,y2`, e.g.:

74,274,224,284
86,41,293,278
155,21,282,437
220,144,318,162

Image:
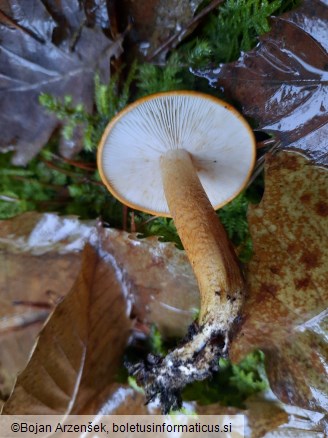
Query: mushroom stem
160,149,245,331
129,149,246,413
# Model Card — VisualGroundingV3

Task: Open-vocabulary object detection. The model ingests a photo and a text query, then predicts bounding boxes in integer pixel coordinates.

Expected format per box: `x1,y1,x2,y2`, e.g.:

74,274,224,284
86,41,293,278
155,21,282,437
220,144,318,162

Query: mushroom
97,91,256,412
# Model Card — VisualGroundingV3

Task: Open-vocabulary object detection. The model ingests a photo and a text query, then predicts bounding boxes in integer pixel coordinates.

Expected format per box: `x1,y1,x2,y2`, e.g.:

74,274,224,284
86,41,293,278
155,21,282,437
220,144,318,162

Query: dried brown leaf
200,0,328,165
0,212,198,410
0,0,121,164
0,212,94,330
86,383,325,437
231,152,328,420
100,229,198,338
196,391,326,437
2,242,132,414
0,212,92,401
0,212,198,340
83,383,155,415
117,0,203,60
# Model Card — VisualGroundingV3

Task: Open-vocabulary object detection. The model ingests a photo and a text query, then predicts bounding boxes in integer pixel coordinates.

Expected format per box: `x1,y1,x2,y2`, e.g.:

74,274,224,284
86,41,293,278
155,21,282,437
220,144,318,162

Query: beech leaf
200,0,328,165
0,213,199,410
196,391,326,437
1,241,132,414
117,0,203,60
87,384,325,437
99,228,199,338
231,151,328,422
0,0,121,164
0,212,92,400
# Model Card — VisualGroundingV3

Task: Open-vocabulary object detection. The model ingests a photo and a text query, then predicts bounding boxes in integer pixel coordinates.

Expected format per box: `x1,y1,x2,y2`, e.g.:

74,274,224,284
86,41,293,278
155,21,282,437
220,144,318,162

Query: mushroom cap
98,91,256,217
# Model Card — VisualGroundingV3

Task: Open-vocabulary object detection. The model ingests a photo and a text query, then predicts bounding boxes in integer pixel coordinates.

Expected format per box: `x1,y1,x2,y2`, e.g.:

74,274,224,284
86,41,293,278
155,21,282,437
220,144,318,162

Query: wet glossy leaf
200,0,328,165
117,0,203,60
99,228,199,338
2,242,132,414
0,212,92,401
0,0,121,165
89,384,325,437
0,212,198,408
231,152,328,422
84,383,155,415
0,212,199,340
196,390,326,437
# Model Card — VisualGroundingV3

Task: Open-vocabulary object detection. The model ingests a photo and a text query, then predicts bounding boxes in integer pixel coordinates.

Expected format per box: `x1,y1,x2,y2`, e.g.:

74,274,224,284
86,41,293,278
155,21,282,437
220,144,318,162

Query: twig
122,205,128,231
51,153,96,171
256,138,277,149
130,211,136,233
0,311,49,333
138,215,161,228
247,140,281,187
40,158,103,186
147,0,225,61
12,300,53,310
40,158,84,178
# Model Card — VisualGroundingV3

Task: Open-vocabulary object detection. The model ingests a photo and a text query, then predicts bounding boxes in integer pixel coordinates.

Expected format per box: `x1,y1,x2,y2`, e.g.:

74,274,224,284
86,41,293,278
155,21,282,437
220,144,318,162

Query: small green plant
219,193,249,245
0,148,123,223
211,0,283,62
128,376,145,394
134,215,182,248
183,350,267,407
39,63,137,152
0,149,67,219
137,53,186,96
219,192,253,262
183,0,299,65
184,39,214,68
149,325,167,356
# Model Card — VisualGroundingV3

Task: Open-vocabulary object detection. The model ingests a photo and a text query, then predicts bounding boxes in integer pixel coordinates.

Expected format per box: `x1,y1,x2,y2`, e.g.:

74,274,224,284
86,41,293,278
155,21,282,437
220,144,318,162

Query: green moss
137,53,186,96
183,350,268,407
149,325,167,356
39,63,138,152
0,149,123,223
134,215,182,249
182,0,300,65
0,150,68,218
